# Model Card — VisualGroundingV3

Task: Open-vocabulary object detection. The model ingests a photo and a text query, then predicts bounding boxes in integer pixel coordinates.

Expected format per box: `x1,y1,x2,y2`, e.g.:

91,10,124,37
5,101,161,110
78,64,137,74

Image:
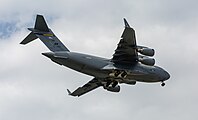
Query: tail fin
34,15,49,32
20,15,69,52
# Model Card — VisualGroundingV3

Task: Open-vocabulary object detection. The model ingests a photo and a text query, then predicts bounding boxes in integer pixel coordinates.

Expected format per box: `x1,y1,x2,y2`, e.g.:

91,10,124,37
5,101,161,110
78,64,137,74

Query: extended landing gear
112,81,118,88
161,82,165,87
114,70,121,77
120,71,127,78
105,81,118,88
109,70,127,78
106,81,111,87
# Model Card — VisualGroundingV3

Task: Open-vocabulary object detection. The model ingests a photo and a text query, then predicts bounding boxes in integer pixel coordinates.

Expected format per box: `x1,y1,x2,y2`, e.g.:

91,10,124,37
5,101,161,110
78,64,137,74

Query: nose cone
162,70,170,81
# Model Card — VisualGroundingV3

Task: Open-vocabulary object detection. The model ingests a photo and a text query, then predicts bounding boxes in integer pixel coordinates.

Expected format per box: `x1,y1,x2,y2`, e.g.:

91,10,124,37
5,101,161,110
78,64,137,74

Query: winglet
67,89,72,95
67,89,79,97
123,18,131,28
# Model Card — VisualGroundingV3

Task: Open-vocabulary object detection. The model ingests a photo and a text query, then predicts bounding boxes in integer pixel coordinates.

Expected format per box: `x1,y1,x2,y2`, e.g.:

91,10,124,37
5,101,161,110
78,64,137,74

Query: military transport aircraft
20,15,170,97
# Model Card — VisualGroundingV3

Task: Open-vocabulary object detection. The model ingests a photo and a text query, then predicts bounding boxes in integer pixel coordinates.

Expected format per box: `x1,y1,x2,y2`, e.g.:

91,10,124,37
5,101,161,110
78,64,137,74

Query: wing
111,18,138,64
67,78,102,97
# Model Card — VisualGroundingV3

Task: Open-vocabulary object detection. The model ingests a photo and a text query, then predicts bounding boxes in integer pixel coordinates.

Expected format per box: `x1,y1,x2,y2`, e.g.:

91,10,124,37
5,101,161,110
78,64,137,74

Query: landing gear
109,69,127,78
105,81,118,88
114,70,121,77
112,81,118,88
161,82,165,87
121,71,127,78
106,81,111,87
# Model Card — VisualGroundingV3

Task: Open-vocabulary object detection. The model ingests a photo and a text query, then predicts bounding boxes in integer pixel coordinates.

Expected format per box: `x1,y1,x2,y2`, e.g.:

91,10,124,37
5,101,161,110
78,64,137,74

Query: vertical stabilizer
34,15,49,32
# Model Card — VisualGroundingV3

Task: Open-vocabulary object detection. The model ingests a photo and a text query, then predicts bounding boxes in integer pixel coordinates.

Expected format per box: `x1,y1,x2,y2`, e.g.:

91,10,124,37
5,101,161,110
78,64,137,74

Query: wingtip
67,89,72,95
67,89,79,97
19,41,24,44
123,18,131,28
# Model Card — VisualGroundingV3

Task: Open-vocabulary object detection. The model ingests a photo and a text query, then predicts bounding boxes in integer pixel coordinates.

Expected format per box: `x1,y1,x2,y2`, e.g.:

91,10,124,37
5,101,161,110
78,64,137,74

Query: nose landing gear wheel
161,82,165,87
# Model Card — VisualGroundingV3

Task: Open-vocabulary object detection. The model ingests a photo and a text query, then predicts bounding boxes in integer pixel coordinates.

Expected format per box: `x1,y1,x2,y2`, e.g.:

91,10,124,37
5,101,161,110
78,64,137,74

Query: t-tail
20,15,69,52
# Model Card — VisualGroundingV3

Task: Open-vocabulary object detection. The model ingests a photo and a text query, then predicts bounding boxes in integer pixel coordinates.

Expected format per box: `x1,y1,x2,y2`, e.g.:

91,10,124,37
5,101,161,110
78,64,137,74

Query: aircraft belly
51,58,84,72
65,52,109,77
51,53,161,83
126,73,160,83
82,66,109,78
52,56,109,78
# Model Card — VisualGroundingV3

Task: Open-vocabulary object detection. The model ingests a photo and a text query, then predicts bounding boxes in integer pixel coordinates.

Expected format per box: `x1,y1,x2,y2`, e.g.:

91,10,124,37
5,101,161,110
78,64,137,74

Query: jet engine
138,56,155,66
104,85,120,92
137,46,155,57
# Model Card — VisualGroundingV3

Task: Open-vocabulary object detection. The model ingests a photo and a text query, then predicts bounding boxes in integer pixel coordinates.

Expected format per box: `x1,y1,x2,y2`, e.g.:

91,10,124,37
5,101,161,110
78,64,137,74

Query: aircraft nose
162,70,170,81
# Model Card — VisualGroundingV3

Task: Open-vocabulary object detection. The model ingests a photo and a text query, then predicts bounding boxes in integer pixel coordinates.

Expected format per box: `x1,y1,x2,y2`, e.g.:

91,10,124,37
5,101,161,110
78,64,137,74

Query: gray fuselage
42,51,170,84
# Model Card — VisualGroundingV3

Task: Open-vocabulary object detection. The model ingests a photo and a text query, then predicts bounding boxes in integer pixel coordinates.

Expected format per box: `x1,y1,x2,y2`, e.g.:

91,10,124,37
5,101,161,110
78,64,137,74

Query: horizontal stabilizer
20,32,38,45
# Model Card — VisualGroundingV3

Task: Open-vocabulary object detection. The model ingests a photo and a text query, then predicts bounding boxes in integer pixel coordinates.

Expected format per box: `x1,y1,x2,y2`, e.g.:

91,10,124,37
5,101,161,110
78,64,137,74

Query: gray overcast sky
0,0,198,120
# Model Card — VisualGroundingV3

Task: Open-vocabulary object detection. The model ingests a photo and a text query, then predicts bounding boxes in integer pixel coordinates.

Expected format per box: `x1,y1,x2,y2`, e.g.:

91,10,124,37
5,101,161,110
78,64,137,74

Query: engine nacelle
137,46,155,57
138,56,155,66
104,85,120,92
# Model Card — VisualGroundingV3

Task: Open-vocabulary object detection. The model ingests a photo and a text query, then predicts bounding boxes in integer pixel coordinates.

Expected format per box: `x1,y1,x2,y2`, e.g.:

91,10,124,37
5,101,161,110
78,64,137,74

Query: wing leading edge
112,18,138,65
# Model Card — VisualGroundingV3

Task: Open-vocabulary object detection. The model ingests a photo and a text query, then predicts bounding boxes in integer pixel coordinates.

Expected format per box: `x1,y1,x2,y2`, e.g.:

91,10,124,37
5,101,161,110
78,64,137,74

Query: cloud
0,0,198,120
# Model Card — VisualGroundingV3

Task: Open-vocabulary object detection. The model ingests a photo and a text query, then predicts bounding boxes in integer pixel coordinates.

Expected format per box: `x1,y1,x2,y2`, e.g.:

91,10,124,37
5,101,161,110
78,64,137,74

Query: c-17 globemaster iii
20,15,170,97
